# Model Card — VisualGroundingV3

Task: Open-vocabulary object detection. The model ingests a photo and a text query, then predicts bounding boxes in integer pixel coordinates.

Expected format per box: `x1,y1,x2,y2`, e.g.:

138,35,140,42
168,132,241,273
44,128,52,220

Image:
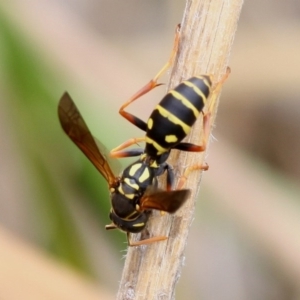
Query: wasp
58,93,190,246
58,26,229,246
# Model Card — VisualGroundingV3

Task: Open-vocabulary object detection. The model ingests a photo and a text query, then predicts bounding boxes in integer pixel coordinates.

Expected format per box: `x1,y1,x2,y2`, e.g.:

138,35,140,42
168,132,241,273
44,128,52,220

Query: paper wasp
58,25,229,246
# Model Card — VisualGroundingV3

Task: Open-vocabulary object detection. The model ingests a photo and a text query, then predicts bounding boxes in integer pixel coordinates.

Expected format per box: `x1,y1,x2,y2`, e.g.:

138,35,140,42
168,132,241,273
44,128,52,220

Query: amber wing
58,92,117,187
140,187,190,213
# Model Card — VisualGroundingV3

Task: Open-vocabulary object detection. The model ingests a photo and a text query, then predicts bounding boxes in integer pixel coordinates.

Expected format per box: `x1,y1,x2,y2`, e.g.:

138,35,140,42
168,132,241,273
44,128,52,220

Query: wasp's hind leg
110,137,145,158
127,232,168,247
118,25,181,130
111,25,181,159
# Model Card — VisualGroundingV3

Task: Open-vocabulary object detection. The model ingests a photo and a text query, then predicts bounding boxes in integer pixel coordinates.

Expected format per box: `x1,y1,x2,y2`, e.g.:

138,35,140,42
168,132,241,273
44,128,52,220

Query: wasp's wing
58,92,117,186
93,137,122,177
140,187,190,213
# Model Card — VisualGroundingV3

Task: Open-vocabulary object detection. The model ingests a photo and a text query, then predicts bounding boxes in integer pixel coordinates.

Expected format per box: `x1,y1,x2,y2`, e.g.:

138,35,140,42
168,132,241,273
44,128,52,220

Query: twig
117,0,244,299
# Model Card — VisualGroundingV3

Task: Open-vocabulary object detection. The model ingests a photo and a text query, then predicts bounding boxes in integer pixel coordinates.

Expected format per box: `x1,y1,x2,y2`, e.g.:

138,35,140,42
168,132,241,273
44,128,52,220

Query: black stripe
158,93,197,127
188,76,212,98
189,75,212,96
177,77,210,110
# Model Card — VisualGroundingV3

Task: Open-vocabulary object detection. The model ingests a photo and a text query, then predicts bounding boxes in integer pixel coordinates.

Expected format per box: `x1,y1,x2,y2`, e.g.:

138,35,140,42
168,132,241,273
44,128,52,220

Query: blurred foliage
0,9,124,275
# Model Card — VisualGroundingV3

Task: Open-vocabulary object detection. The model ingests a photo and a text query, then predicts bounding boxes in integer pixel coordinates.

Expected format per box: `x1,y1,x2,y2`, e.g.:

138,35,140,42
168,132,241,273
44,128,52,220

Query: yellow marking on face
165,135,178,143
124,178,139,190
145,136,168,155
148,118,153,130
129,163,142,177
133,222,145,227
169,90,201,118
138,167,150,183
156,105,191,135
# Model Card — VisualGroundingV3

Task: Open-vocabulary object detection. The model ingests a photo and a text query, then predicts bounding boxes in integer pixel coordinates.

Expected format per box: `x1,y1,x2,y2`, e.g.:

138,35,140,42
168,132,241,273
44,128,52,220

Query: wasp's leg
205,67,231,116
119,25,181,130
201,67,231,141
110,137,145,158
127,232,168,247
173,142,205,152
155,162,175,192
177,163,209,190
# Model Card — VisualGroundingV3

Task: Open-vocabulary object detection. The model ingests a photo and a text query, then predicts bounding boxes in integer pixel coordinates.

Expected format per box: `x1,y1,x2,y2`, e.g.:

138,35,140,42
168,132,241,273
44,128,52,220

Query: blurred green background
1,0,300,299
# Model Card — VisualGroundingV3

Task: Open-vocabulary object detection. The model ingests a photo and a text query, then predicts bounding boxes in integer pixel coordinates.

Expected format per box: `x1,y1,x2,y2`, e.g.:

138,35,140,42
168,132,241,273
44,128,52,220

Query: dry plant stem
117,0,244,299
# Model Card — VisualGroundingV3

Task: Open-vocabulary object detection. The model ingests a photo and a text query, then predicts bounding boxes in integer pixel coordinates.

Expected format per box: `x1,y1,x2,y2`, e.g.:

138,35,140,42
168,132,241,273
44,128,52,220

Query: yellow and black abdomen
145,75,212,157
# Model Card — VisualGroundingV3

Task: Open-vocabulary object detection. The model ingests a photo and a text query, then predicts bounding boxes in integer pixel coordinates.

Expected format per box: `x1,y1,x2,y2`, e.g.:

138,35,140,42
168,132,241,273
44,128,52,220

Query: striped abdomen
145,75,212,157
